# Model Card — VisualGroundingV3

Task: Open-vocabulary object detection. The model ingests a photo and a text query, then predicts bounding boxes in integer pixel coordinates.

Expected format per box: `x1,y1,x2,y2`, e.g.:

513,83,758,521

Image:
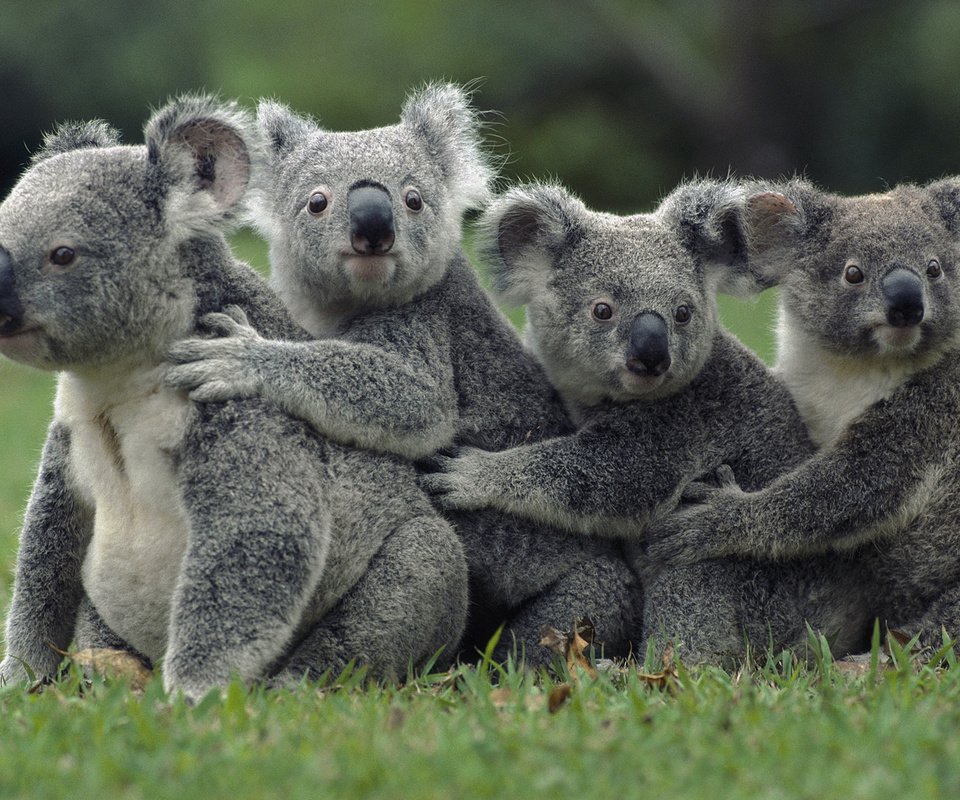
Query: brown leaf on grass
539,618,598,681
548,683,572,713
62,648,153,691
636,641,679,692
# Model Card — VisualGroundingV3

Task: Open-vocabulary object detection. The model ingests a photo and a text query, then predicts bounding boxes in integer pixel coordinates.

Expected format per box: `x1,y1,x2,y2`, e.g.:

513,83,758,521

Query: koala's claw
417,449,491,511
163,359,261,401
417,448,462,473
679,480,717,507
714,464,738,488
200,305,256,338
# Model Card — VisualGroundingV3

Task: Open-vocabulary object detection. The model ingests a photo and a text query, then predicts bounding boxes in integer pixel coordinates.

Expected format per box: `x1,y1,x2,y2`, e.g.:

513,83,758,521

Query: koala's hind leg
271,515,468,685
894,582,960,654
642,562,754,667
494,548,639,671
643,557,874,667
74,595,153,670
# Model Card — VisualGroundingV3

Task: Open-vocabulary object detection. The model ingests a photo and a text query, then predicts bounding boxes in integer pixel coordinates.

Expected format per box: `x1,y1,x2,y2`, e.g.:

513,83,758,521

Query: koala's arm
421,411,707,537
1,424,91,684
645,382,948,565
162,405,331,702
165,307,457,459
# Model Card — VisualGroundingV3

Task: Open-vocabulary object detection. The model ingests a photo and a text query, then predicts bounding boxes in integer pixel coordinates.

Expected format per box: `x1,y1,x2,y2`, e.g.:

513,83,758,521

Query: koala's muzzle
0,247,25,336
882,267,924,328
348,184,396,256
626,312,671,377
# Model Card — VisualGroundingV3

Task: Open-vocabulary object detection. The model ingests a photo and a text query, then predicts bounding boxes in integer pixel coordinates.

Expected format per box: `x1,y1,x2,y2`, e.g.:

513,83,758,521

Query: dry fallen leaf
548,683,572,713
62,648,153,691
636,641,678,692
539,618,598,681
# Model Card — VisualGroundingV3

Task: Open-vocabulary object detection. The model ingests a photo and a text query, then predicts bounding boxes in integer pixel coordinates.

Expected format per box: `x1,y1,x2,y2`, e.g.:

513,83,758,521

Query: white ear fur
256,100,316,159
401,82,495,214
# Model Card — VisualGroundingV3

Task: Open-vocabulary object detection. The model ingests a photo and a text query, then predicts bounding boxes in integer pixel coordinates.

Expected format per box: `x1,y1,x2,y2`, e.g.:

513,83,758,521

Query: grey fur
0,96,467,699
164,85,637,666
646,176,960,651
422,180,871,662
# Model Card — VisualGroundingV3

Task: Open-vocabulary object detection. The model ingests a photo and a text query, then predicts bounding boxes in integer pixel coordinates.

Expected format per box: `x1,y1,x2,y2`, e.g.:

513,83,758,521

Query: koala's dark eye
592,302,614,321
307,191,329,215
49,246,76,267
927,258,943,279
674,305,692,325
843,263,865,285
404,189,423,213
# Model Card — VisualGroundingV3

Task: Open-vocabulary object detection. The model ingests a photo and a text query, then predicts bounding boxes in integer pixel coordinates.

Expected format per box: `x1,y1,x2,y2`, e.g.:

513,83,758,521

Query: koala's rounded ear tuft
660,179,760,296
476,183,583,306
926,178,960,233
145,94,255,226
256,100,317,159
401,82,495,214
30,120,122,165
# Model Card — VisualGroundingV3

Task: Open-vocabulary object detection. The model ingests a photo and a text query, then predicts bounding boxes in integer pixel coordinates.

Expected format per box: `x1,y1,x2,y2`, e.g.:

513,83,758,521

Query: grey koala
163,84,638,666
0,96,467,700
646,177,960,651
421,180,872,662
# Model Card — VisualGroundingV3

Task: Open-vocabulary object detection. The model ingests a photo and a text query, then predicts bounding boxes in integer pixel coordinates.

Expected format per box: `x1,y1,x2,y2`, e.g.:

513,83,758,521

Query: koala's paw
165,307,266,402
679,463,741,506
642,505,728,568
418,447,496,511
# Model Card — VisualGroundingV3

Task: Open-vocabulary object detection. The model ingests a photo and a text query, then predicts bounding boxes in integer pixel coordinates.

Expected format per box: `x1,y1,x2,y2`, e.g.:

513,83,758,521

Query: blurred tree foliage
2,0,958,213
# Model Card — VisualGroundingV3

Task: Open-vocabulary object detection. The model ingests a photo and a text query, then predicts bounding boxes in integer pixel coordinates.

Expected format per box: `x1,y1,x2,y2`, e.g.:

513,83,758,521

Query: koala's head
745,177,960,363
248,83,494,321
0,96,253,371
478,180,748,408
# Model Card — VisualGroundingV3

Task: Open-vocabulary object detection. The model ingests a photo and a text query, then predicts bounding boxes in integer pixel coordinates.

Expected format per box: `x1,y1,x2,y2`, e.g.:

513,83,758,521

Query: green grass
1,646,959,799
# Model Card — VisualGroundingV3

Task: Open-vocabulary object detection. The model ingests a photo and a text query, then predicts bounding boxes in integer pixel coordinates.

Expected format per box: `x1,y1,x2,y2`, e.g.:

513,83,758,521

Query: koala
646,177,960,651
420,180,872,662
0,96,468,701
163,84,638,666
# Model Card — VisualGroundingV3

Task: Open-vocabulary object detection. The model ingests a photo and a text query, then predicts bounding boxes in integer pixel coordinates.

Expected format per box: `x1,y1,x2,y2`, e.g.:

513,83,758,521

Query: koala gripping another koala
647,177,960,652
421,181,872,662
164,84,638,666
0,96,468,700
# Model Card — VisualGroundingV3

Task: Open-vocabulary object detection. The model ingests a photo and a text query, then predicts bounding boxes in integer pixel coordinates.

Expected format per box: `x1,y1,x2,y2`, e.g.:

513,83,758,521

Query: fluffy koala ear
256,100,316,160
926,177,960,233
739,178,818,288
401,82,494,213
30,120,122,165
144,94,254,232
659,180,761,297
477,183,585,306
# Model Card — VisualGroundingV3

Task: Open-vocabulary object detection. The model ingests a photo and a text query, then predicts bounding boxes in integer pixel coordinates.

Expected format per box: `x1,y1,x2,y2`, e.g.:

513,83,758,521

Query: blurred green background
1,0,959,569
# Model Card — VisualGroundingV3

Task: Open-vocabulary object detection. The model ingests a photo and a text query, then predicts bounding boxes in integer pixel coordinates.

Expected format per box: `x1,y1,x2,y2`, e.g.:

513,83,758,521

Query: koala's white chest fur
55,367,196,662
776,310,926,449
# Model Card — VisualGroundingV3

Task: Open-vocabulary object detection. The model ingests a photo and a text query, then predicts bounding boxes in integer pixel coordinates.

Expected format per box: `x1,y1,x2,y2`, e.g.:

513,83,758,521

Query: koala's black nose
882,267,924,328
348,184,396,256
626,312,671,377
0,246,24,336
